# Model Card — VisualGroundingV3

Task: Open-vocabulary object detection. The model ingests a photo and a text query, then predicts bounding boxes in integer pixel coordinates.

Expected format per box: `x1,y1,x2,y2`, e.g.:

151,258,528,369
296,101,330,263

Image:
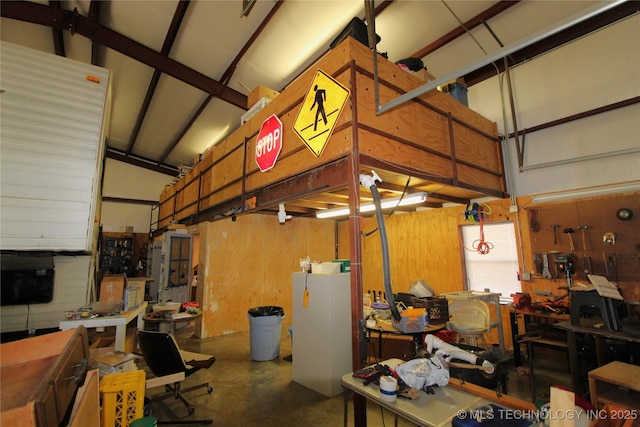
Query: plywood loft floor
139,325,572,426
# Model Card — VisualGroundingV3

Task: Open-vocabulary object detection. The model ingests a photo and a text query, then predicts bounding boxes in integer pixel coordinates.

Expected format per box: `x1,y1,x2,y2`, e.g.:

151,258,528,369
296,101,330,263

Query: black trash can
247,306,285,361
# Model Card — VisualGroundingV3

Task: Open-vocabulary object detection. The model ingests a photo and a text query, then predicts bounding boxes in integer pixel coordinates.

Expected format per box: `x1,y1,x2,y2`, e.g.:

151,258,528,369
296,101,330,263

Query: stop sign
255,114,283,172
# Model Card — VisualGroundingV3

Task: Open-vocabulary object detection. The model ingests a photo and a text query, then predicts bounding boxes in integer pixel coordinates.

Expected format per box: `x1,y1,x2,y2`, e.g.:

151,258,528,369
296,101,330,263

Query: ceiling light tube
316,192,427,219
532,181,640,204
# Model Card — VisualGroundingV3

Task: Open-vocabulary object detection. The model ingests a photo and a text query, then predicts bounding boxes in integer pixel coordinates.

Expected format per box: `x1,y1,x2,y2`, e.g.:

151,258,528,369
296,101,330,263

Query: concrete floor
140,324,572,427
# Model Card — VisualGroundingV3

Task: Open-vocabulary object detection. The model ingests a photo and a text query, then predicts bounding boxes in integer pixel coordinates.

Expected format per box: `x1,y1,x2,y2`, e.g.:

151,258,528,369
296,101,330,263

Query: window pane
462,222,521,303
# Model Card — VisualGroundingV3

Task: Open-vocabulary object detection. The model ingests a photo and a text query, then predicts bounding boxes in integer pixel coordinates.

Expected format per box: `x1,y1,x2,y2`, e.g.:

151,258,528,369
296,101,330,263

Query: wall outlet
522,272,531,280
509,204,519,213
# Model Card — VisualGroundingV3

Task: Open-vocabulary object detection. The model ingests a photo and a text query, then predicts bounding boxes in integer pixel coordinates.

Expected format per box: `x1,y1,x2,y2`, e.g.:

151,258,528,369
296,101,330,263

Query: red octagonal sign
255,114,283,172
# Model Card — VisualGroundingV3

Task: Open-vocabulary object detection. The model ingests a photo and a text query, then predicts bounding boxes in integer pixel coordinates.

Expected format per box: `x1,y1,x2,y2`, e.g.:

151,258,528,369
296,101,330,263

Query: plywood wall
196,215,335,338
193,191,638,348
337,198,520,297
337,191,640,301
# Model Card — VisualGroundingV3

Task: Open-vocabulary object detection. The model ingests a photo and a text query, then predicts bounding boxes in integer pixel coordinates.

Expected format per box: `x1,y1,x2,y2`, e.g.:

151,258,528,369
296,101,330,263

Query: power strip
533,290,552,296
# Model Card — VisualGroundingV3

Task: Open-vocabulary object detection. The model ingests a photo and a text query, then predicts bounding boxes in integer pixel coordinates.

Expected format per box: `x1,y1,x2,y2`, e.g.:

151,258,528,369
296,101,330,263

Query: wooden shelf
588,361,640,410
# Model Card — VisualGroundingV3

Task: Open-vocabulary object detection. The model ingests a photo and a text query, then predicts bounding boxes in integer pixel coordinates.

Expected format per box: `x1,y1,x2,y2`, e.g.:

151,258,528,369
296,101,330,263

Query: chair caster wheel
207,386,213,393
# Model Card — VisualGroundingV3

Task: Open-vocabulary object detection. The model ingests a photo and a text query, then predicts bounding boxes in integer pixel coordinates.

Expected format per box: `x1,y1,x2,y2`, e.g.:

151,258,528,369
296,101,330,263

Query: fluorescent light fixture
532,181,640,204
316,192,427,219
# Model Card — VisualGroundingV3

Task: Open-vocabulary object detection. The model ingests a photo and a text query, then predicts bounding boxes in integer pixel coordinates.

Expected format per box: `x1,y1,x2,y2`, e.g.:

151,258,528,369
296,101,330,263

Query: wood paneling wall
337,198,521,297
194,191,638,349
196,215,335,338
335,191,639,349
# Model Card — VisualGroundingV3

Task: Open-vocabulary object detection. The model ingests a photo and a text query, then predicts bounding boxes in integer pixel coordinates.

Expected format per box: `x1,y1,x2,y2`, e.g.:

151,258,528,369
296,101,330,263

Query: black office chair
137,330,216,416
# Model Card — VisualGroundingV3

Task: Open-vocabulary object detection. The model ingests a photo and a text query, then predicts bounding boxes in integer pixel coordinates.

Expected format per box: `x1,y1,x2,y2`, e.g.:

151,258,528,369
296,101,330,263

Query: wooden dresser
1,327,91,426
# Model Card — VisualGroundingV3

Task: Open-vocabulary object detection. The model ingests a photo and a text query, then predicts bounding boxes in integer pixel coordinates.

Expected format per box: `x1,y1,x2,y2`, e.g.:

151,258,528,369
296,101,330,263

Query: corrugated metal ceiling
1,0,636,176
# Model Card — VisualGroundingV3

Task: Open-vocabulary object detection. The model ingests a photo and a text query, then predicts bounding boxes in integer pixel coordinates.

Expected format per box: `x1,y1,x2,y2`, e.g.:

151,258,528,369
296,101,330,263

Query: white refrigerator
292,272,353,397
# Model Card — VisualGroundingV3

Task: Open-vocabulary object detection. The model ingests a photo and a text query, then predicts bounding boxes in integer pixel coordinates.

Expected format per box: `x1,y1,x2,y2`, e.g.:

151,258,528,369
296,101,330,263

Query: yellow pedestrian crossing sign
293,70,350,157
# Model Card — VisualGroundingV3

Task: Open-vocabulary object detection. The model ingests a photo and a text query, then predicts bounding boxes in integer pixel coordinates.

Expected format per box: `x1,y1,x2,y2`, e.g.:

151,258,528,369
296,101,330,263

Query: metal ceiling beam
1,1,248,110
463,1,640,86
87,0,102,66
48,1,65,56
410,1,519,60
158,1,285,164
220,0,283,87
106,148,178,176
126,0,191,156
159,96,211,163
378,0,627,114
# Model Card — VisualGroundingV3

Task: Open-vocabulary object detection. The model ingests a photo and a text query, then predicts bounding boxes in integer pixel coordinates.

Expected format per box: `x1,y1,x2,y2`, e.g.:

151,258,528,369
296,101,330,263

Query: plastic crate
411,296,449,323
392,308,427,333
100,370,146,427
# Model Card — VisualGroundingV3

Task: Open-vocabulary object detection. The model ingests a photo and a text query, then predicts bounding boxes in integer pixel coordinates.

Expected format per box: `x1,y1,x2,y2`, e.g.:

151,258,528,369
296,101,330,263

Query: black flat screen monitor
1,254,55,306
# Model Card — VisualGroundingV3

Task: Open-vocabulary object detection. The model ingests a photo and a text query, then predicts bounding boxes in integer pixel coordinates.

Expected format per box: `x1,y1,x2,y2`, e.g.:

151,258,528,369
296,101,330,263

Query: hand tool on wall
602,252,609,278
534,253,542,275
550,251,560,278
609,254,618,282
542,253,552,279
529,210,540,232
551,224,560,245
578,225,589,251
602,232,616,245
582,255,592,275
563,228,576,252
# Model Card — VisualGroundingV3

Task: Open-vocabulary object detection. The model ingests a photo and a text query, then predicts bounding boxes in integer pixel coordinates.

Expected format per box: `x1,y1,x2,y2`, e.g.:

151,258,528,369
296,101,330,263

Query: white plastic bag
394,356,450,390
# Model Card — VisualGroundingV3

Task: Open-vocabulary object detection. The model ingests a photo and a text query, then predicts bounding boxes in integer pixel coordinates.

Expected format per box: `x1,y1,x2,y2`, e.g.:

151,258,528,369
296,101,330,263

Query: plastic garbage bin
247,306,285,361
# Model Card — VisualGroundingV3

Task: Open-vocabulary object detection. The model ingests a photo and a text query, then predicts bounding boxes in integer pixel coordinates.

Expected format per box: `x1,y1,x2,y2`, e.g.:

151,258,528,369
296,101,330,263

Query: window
462,222,520,303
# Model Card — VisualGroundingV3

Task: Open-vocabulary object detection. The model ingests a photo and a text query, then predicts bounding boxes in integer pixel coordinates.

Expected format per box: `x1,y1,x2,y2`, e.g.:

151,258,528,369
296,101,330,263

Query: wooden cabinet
588,361,640,410
1,327,90,426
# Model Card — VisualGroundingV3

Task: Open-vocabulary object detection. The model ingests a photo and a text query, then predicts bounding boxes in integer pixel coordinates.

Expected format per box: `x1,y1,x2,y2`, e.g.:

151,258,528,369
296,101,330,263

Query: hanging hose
463,203,494,255
361,176,412,237
361,172,401,321
473,213,494,255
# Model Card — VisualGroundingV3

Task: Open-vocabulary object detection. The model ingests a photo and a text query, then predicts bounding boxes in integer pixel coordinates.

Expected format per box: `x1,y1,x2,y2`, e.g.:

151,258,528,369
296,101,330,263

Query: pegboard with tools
524,193,640,286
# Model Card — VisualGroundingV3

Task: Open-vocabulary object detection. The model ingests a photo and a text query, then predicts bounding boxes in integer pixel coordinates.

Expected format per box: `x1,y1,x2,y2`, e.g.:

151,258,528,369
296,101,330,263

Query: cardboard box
414,68,436,83
125,277,147,307
99,274,125,303
89,346,139,375
247,85,279,109
402,67,439,98
333,259,351,272
89,327,138,354
123,286,139,310
311,262,341,274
